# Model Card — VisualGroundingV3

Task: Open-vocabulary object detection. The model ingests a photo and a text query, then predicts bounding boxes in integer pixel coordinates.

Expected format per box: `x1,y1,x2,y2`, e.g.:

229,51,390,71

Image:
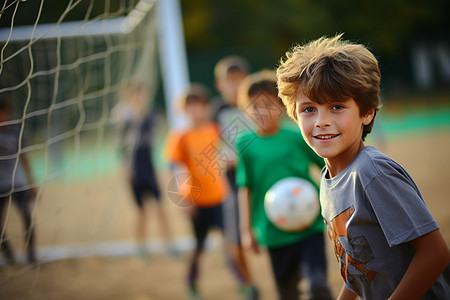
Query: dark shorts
191,203,224,250
267,232,333,300
131,146,160,208
131,181,161,208
0,189,33,210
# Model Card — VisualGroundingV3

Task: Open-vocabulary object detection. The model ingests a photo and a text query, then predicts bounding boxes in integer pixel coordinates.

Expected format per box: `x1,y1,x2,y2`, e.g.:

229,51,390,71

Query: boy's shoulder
322,147,402,188
235,129,257,150
235,124,304,151
351,146,410,182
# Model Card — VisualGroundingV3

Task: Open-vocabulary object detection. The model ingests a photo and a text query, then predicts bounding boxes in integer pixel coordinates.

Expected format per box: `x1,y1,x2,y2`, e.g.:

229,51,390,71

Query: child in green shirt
236,70,333,300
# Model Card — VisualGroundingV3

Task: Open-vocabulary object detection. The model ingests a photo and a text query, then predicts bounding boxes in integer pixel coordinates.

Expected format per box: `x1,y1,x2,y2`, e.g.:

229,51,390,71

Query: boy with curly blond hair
277,34,450,300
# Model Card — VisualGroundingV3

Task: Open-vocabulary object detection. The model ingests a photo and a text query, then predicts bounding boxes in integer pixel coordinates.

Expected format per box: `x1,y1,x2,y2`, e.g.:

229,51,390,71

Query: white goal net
0,0,162,279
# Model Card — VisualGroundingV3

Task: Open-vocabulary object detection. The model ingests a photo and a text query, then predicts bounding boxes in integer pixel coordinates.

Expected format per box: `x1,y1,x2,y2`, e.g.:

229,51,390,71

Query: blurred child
213,55,259,298
167,83,252,299
213,55,250,112
0,95,37,265
117,83,177,259
236,70,333,300
276,34,450,299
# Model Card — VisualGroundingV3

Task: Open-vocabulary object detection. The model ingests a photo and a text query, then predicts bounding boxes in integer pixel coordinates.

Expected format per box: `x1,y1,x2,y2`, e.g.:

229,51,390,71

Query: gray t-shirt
320,146,449,299
212,100,254,162
0,124,28,194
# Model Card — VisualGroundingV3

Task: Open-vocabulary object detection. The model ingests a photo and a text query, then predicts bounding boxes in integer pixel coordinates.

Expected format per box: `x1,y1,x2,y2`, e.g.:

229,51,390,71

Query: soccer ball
264,177,320,232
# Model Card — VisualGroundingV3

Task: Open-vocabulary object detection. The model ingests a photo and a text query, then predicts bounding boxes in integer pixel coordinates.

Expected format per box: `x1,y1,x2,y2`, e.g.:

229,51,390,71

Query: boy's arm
168,163,199,217
238,187,260,254
389,229,450,300
337,283,357,300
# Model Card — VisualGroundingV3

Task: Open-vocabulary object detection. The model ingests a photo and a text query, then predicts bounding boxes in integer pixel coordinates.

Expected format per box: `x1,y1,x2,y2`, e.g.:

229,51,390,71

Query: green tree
181,0,449,58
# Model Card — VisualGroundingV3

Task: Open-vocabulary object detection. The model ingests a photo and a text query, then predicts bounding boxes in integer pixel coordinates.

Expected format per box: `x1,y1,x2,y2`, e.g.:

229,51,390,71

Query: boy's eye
302,107,315,113
332,104,344,110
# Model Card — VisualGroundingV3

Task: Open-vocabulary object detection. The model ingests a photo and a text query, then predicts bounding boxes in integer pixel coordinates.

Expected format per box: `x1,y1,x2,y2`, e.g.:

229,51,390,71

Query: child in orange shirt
167,84,251,299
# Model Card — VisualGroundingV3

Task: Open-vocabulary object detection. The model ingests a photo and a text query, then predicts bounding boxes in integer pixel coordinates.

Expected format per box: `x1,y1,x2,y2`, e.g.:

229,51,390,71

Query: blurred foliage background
1,0,449,98
181,0,450,96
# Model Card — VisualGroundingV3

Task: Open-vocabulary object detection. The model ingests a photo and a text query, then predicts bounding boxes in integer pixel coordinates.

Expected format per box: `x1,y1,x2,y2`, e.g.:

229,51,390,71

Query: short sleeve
366,171,438,247
165,130,185,164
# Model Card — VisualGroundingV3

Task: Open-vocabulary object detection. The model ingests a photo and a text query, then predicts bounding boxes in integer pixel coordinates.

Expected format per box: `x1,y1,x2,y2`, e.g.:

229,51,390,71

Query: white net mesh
0,0,160,274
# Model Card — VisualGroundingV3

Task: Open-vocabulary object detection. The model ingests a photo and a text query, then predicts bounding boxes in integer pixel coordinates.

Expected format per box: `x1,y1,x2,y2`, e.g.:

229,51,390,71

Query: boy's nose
314,111,331,128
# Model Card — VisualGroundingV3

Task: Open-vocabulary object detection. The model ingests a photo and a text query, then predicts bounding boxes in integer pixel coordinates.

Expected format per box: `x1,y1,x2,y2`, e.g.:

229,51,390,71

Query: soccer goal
0,0,163,271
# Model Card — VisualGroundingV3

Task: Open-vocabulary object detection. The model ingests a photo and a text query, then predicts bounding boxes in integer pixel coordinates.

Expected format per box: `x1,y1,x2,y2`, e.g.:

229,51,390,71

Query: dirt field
1,131,449,300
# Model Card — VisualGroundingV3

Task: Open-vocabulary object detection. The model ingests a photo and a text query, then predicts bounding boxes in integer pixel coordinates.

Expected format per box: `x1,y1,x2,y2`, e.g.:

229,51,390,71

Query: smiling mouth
314,134,339,140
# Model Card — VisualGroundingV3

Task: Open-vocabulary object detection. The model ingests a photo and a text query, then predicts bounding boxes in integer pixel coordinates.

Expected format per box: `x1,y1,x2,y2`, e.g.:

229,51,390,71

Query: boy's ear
362,108,375,125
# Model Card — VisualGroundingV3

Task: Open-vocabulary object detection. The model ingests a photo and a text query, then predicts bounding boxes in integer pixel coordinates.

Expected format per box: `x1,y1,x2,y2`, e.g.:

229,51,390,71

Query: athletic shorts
191,203,224,249
131,181,161,208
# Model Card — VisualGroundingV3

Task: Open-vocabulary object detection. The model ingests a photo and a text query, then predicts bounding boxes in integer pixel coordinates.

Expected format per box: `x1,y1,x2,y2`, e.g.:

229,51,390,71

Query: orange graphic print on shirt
326,206,377,283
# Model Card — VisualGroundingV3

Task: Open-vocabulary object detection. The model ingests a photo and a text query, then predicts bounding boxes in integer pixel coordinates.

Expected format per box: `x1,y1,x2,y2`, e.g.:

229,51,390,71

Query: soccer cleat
187,283,200,300
241,285,259,300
